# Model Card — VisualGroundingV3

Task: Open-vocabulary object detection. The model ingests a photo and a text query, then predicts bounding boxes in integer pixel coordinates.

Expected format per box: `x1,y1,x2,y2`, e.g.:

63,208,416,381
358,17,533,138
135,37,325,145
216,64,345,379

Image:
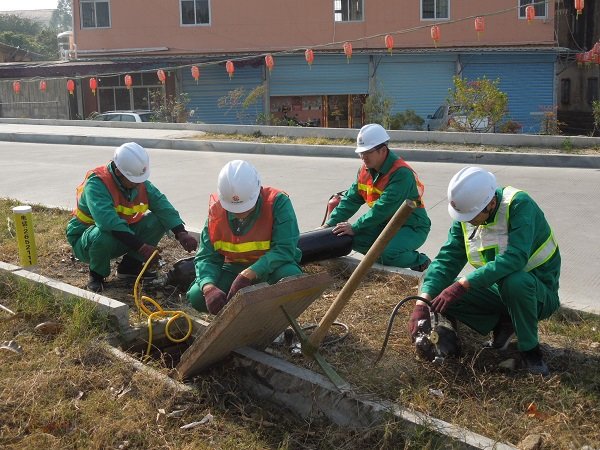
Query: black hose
373,295,433,366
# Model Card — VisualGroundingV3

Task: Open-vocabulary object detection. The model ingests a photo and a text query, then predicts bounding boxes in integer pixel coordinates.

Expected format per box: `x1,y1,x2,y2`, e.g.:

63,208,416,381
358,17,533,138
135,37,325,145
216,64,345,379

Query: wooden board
176,272,332,379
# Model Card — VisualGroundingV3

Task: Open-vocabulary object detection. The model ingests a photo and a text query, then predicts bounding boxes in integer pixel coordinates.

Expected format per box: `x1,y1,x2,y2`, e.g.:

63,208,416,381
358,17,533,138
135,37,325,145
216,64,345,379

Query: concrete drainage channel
0,260,515,450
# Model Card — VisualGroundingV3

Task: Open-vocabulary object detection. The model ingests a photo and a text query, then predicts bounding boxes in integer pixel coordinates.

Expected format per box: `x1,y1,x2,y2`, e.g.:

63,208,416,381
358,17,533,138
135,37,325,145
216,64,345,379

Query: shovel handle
307,199,418,351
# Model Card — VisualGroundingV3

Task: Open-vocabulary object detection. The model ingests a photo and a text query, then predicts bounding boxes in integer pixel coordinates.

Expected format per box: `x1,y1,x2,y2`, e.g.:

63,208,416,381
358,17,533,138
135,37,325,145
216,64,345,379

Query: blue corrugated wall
460,53,556,133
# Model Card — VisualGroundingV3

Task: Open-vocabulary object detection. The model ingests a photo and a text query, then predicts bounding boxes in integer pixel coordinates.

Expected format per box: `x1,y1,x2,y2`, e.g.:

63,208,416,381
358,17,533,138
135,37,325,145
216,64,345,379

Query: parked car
94,110,155,123
425,105,489,132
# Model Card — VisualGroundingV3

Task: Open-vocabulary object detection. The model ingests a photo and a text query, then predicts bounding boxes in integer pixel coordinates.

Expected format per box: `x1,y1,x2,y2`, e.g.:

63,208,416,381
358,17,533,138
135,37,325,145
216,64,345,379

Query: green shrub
389,110,424,130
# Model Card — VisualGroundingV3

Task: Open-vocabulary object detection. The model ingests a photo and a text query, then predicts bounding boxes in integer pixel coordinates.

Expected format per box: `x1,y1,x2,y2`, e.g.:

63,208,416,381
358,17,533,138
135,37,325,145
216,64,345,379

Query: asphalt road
0,140,598,314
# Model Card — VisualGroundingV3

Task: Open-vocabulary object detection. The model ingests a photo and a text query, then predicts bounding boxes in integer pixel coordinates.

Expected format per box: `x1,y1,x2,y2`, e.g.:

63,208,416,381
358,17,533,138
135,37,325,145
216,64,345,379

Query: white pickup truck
426,105,490,132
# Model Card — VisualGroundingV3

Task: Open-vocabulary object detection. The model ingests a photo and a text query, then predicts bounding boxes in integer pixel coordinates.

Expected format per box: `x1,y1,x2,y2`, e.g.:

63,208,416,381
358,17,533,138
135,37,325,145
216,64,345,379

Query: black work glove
204,285,228,315
138,244,158,264
408,304,431,341
177,231,198,252
227,274,253,301
430,282,467,314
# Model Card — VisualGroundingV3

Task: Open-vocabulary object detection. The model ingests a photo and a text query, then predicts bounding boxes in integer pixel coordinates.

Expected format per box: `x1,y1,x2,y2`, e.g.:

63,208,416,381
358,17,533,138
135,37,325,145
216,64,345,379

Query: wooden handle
307,199,418,350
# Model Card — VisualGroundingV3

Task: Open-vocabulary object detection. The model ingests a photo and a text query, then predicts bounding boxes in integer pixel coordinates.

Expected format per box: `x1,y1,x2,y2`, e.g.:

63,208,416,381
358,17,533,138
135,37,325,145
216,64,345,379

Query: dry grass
1,198,600,449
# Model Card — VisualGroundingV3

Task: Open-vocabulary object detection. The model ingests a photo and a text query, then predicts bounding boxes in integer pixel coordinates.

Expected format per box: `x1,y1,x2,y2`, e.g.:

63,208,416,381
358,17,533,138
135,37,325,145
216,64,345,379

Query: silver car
426,105,489,132
95,110,155,123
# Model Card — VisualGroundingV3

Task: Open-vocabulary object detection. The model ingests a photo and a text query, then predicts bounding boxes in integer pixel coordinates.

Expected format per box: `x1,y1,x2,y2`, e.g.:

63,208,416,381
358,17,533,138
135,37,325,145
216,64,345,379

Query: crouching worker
186,160,302,315
66,142,198,293
408,167,560,376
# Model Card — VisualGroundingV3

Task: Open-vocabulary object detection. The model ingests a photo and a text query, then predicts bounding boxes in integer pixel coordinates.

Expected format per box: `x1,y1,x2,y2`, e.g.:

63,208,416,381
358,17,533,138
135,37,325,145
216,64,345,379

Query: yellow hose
133,250,193,360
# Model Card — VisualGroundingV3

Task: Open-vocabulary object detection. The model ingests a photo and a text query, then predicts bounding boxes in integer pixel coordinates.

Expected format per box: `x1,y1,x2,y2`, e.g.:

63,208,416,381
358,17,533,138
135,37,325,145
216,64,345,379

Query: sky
0,0,57,11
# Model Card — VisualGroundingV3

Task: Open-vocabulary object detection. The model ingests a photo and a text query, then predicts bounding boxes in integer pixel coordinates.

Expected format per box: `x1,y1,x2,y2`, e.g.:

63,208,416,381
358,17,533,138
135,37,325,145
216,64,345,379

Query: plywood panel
177,273,332,379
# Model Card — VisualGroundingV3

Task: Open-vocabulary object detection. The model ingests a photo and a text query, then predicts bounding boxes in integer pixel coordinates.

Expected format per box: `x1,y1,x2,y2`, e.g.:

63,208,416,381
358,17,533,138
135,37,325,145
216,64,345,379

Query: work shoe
87,270,105,293
520,345,550,377
116,255,157,280
410,256,431,272
483,317,515,351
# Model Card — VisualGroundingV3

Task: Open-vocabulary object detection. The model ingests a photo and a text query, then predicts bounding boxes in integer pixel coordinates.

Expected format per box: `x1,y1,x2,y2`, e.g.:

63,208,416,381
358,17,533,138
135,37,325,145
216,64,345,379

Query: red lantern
384,34,394,55
157,69,166,84
89,77,98,95
431,25,441,47
226,60,234,79
305,49,314,68
343,41,352,62
582,51,592,66
191,65,200,83
12,80,21,94
575,0,584,17
525,5,535,23
39,80,47,93
265,53,274,73
124,74,133,90
67,79,75,95
475,17,485,40
592,42,600,58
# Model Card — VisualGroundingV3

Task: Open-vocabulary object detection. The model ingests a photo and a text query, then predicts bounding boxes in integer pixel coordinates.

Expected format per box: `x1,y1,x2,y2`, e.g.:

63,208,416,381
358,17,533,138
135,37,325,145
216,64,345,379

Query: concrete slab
177,273,332,379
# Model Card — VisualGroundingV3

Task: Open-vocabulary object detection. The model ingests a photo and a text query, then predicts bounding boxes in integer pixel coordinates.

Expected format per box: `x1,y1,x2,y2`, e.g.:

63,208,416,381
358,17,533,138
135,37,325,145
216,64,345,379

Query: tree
592,100,600,137
448,76,508,132
363,84,392,128
50,0,73,31
0,14,58,60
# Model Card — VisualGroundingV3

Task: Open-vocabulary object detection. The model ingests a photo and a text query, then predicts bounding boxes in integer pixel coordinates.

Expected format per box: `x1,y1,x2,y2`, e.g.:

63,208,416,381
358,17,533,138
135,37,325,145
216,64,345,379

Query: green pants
352,223,430,268
69,213,167,278
445,271,560,351
186,262,302,313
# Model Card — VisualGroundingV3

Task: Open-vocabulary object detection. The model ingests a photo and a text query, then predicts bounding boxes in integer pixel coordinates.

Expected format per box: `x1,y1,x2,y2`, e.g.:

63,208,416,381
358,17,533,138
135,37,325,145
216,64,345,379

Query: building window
587,78,599,104
519,0,547,19
421,0,449,20
560,79,571,105
181,0,210,25
80,0,110,28
334,0,363,22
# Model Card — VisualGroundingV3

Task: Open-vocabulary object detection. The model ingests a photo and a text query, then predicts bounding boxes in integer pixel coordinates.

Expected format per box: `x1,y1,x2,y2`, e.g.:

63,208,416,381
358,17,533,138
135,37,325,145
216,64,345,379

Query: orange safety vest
73,164,149,226
208,187,280,263
357,158,425,208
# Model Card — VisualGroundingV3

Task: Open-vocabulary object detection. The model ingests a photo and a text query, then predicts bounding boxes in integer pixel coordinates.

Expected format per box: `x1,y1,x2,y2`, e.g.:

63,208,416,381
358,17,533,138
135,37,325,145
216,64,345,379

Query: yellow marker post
12,205,37,267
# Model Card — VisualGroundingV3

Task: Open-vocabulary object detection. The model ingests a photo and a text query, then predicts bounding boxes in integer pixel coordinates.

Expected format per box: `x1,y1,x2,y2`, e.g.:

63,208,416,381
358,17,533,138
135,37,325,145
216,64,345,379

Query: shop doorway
270,94,366,128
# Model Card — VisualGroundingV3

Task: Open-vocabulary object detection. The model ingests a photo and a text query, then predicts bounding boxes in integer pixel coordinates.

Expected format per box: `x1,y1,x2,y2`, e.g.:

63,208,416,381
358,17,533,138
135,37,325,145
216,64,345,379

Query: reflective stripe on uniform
213,240,271,254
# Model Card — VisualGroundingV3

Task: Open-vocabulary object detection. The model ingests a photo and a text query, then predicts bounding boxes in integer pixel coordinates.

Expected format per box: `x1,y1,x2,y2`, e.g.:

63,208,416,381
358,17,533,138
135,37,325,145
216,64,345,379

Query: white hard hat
355,123,390,153
217,160,261,213
113,142,150,183
447,167,497,222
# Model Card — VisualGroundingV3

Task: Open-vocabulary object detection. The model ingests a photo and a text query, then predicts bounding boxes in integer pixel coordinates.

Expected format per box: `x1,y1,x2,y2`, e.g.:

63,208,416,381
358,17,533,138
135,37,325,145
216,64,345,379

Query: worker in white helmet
186,160,302,315
323,123,431,270
67,142,198,292
408,167,560,376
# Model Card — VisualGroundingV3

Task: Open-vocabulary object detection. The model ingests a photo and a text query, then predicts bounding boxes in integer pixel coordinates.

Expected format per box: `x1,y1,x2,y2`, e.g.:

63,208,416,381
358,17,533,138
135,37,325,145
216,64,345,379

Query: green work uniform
186,192,303,313
66,163,185,277
326,151,431,268
421,187,561,351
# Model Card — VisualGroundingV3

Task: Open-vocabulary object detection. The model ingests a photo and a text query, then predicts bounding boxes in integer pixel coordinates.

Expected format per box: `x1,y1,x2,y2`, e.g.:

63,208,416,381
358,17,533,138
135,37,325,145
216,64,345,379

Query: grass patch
1,198,599,448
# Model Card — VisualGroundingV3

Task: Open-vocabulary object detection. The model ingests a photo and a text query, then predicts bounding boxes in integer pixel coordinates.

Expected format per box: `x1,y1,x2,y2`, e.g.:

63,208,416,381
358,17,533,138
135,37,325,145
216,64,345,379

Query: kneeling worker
409,167,560,376
66,142,198,292
186,160,302,315
324,123,431,270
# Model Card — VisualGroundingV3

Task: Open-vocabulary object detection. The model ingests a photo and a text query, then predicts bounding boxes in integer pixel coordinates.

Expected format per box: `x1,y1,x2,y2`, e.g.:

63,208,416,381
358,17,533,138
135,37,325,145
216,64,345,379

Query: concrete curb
1,131,598,169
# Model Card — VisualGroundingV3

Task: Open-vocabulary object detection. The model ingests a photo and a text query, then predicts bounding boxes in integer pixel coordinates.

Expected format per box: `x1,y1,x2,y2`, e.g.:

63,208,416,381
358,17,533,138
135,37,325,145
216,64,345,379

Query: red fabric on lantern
305,49,314,67
157,69,166,84
89,77,98,95
384,34,394,55
431,25,441,47
39,80,47,93
226,60,234,79
12,80,21,94
124,74,133,89
191,65,200,83
265,54,274,72
576,52,584,67
525,5,535,23
475,16,485,38
343,42,352,62
67,79,75,95
575,0,584,16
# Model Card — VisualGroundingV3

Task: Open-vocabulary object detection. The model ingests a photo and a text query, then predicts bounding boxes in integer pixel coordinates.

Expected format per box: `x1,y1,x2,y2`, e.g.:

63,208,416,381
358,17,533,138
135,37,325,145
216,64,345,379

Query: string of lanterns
7,0,587,96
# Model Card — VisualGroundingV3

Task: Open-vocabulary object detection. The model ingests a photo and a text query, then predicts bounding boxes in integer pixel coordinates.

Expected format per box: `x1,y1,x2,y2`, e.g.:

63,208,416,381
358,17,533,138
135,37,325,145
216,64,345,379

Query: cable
301,321,350,347
133,250,193,360
373,295,433,366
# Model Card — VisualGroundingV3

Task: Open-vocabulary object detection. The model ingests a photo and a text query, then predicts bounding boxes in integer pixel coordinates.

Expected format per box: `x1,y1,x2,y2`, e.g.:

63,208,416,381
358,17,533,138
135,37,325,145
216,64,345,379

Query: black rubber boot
483,316,515,350
520,345,550,376
87,270,105,293
116,255,157,280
